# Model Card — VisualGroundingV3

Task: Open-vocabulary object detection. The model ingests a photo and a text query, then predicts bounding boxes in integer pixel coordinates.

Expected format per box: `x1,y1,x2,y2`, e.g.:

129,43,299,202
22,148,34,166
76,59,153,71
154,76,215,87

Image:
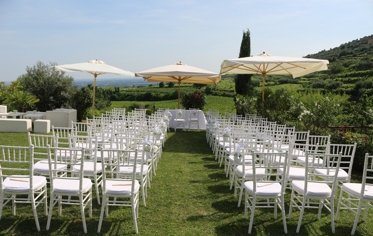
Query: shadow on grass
212,199,243,214
164,131,212,154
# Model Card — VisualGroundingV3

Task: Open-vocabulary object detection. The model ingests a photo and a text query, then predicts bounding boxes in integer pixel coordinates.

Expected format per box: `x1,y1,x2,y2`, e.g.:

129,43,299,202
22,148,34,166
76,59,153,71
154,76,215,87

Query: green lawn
111,95,236,115
0,131,373,235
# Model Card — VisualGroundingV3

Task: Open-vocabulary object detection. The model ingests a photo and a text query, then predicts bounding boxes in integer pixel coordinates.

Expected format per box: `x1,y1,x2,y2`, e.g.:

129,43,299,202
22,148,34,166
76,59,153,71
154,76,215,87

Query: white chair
28,132,62,179
97,148,140,234
243,151,289,234
69,135,102,204
173,109,185,132
118,140,149,207
188,110,200,131
336,153,373,235
233,139,268,207
0,145,48,232
46,146,92,234
314,142,357,185
288,152,342,233
296,134,331,166
52,125,72,147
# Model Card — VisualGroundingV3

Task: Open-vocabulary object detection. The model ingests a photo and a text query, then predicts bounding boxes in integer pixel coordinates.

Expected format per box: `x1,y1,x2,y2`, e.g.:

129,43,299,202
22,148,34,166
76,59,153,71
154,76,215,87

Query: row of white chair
205,112,369,234
0,108,171,234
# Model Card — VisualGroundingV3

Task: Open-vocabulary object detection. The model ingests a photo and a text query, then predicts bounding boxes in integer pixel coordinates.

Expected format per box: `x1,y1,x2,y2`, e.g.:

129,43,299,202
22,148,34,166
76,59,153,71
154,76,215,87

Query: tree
68,86,92,121
159,82,165,88
235,29,254,95
3,90,39,112
17,61,74,111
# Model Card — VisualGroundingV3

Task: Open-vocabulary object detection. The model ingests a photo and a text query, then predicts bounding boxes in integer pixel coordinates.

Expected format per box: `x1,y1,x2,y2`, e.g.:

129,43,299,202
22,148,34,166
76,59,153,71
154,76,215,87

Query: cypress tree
235,29,254,95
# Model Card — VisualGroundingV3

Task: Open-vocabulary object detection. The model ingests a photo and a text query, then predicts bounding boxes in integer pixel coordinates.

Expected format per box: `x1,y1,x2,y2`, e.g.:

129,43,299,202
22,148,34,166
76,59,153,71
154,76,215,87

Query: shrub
181,90,206,110
331,130,373,172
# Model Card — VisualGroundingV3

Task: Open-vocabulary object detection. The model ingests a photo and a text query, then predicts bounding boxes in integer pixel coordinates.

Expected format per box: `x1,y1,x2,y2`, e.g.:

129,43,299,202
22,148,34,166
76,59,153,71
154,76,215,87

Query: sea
73,77,159,88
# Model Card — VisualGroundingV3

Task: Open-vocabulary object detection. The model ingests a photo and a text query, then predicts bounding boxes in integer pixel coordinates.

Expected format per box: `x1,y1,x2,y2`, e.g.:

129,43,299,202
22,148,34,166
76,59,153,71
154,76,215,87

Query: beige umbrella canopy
55,59,135,115
220,52,329,115
135,62,220,108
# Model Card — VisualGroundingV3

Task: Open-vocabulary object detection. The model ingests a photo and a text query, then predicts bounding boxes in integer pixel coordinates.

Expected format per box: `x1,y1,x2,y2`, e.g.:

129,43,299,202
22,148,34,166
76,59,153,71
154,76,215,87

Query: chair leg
296,199,306,233
46,195,54,230
248,196,256,234
97,196,106,233
31,198,41,231
80,195,87,234
352,200,364,235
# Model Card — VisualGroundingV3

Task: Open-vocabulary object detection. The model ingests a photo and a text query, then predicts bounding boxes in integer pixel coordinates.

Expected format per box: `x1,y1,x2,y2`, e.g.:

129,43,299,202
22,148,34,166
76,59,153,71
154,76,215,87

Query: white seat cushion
104,180,140,195
119,165,149,175
235,166,266,177
278,167,307,180
34,160,68,173
72,161,103,174
292,180,331,198
314,168,348,181
52,178,92,194
244,181,282,196
4,175,46,192
342,183,373,200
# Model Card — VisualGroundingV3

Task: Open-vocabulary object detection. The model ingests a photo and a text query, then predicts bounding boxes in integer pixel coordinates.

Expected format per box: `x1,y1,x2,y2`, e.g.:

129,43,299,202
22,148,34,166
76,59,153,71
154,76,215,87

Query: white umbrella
220,52,329,115
55,59,134,115
135,62,220,108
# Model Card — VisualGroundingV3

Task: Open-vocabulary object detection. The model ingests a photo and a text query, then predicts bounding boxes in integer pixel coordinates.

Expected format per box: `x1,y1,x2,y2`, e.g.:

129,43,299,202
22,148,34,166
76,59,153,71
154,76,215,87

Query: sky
0,0,372,82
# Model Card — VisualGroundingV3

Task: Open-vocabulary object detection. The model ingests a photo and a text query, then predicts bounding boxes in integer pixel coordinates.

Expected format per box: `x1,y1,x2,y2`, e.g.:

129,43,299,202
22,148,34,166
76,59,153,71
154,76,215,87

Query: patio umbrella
220,52,329,115
55,59,134,116
135,62,220,108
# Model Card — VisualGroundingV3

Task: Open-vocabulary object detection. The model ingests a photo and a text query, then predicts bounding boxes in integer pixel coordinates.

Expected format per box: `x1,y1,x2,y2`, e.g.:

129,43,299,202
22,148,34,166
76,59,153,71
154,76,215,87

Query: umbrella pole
92,74,97,117
261,73,266,117
178,81,181,109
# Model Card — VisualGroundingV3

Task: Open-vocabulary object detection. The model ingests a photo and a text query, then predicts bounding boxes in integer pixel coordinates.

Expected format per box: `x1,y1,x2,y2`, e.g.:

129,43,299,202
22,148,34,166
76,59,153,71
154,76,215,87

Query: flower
144,144,158,153
153,127,162,135
223,127,231,137
194,94,200,99
177,110,183,116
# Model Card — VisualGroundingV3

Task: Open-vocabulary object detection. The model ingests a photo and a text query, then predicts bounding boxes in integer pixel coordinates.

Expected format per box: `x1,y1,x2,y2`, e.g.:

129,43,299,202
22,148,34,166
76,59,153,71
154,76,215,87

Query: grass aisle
139,131,246,236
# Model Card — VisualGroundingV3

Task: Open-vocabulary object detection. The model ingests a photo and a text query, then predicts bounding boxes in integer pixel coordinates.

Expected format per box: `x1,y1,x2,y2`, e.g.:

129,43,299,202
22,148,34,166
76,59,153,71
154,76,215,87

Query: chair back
251,150,289,193
361,153,373,194
0,145,35,190
28,132,58,159
327,142,357,182
100,148,139,193
304,152,342,193
52,125,72,147
46,146,84,186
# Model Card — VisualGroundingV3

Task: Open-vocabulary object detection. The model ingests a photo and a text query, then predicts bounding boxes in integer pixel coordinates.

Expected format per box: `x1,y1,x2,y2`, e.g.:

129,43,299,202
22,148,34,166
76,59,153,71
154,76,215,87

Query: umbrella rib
266,63,307,74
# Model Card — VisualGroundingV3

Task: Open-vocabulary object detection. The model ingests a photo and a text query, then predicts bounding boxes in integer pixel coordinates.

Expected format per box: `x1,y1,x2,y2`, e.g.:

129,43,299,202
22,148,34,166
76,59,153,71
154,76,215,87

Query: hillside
305,34,373,74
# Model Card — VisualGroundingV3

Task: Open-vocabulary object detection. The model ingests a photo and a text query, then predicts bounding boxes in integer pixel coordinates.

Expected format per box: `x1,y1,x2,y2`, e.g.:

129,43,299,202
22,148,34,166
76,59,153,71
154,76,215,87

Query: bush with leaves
297,92,349,133
17,61,74,111
331,130,373,171
68,86,92,121
181,90,206,110
234,94,257,116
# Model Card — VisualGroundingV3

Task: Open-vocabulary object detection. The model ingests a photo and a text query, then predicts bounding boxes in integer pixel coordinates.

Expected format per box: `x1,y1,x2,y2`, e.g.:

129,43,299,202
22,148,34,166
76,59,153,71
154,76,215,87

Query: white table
5,112,26,119
168,110,207,130
46,109,77,127
24,112,46,122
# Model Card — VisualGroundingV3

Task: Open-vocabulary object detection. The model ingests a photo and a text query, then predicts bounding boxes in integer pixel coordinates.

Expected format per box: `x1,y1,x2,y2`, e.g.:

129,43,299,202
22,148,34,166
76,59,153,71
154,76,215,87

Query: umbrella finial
176,61,184,65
